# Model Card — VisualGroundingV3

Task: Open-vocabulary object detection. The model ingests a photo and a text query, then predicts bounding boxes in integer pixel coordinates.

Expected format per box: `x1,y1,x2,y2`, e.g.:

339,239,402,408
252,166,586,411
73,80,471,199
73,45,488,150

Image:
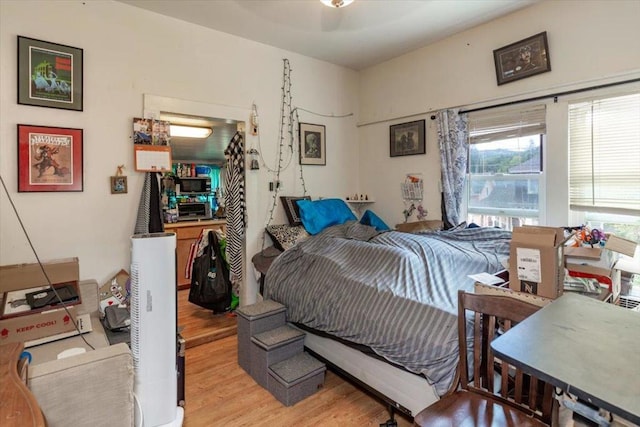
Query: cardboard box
1,281,80,320
0,305,78,344
0,257,79,293
509,226,568,299
0,258,80,343
25,312,91,348
605,234,638,258
566,261,622,300
565,246,619,271
564,234,637,301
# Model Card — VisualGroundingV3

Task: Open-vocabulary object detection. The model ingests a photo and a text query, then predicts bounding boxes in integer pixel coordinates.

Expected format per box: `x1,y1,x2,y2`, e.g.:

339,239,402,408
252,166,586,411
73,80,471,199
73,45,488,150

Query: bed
262,221,512,417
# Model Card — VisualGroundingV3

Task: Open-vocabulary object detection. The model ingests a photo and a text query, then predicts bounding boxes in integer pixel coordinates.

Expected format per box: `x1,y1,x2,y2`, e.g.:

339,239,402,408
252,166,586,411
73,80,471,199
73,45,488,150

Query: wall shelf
346,199,375,216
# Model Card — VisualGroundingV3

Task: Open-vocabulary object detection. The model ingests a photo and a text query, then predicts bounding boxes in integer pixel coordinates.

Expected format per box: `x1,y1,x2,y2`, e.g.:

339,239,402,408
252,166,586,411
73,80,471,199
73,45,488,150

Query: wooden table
491,293,640,425
0,342,45,426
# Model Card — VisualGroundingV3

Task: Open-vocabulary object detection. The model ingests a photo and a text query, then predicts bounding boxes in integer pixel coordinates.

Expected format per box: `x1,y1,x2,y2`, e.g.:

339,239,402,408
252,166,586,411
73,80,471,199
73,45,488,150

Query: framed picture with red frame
17,124,83,192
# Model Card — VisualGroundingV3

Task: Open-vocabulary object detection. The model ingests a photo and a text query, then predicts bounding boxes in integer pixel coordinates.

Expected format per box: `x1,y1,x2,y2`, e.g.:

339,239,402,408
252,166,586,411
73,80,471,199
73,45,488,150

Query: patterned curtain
224,132,246,297
436,109,469,228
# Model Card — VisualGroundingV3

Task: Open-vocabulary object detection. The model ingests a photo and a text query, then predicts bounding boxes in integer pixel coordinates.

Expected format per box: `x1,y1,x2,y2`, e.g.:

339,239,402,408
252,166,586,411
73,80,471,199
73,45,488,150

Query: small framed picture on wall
299,123,326,165
493,32,551,86
390,120,426,157
110,176,128,194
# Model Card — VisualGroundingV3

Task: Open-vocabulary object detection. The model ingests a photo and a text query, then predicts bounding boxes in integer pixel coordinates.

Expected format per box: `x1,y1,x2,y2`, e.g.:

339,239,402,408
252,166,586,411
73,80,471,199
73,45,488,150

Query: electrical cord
133,391,145,427
0,174,95,350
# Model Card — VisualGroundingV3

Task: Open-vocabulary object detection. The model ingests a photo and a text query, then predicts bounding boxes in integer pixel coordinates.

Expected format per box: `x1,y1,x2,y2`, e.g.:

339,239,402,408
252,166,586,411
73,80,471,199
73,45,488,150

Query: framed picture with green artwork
17,36,83,111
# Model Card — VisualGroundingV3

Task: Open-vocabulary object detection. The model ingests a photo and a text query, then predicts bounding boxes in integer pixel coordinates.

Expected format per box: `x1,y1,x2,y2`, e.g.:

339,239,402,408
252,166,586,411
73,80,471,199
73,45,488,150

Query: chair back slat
529,376,539,408
514,369,524,402
472,312,482,389
541,382,554,419
500,355,509,398
485,315,496,393
457,290,554,425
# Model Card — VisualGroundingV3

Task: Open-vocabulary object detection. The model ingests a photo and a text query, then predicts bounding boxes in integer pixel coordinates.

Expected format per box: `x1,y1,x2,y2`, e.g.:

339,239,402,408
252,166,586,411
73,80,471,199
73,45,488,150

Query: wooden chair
414,290,555,427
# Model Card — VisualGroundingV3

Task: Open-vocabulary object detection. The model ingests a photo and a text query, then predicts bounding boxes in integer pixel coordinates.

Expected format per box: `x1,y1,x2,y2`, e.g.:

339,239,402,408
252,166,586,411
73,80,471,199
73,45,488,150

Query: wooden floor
177,291,585,426
177,289,237,348
178,290,411,425
176,288,617,427
184,334,413,427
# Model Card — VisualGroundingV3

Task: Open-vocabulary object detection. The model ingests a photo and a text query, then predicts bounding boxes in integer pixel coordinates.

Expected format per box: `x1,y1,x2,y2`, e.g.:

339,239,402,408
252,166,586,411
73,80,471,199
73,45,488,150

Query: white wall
358,0,640,227
0,0,359,303
3,0,639,296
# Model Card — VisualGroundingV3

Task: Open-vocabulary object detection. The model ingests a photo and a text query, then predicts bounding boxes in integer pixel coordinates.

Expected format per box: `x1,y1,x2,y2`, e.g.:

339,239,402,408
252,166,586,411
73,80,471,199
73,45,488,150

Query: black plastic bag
188,231,232,313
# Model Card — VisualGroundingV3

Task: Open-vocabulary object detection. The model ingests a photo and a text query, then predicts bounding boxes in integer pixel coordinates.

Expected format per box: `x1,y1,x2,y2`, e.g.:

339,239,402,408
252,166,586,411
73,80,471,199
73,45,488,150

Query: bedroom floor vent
617,294,640,311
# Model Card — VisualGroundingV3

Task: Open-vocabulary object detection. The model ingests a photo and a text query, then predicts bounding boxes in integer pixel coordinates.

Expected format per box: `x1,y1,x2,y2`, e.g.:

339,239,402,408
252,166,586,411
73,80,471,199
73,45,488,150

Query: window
569,92,640,214
568,91,640,250
466,105,546,230
568,91,640,300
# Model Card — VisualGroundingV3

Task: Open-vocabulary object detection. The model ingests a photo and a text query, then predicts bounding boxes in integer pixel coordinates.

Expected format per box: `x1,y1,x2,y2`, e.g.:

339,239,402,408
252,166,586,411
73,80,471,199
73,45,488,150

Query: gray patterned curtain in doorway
435,109,469,228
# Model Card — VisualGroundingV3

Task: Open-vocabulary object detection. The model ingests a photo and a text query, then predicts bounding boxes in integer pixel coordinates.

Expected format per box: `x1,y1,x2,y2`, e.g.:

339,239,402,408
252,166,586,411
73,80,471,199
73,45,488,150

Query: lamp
169,124,212,138
320,0,354,8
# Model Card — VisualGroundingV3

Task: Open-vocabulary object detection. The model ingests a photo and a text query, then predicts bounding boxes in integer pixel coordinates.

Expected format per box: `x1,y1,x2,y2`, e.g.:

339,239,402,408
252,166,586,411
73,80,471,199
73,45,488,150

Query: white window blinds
569,93,640,214
468,104,546,144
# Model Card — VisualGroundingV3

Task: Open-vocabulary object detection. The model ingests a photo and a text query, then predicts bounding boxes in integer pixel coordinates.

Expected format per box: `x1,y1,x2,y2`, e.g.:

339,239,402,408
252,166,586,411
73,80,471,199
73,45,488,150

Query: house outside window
466,105,546,230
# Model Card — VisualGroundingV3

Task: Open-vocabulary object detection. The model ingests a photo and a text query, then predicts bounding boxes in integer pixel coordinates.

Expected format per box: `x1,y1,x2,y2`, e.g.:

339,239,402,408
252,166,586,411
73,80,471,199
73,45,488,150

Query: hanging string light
262,59,295,250
261,58,354,251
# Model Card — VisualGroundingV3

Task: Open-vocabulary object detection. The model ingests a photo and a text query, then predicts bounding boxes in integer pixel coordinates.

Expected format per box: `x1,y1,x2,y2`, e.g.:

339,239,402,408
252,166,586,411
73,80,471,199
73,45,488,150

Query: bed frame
291,325,440,420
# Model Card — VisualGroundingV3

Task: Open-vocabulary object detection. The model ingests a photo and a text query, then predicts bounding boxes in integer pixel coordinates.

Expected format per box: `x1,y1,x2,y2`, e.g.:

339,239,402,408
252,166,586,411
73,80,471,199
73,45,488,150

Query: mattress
264,222,511,395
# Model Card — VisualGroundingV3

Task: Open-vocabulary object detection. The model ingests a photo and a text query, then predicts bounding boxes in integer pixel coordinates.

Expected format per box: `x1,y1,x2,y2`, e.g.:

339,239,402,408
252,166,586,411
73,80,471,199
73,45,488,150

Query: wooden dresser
165,219,226,290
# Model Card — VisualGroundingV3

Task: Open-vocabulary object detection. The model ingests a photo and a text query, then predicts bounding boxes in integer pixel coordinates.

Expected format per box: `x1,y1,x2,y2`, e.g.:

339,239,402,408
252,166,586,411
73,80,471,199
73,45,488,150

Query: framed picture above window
299,123,326,165
493,32,551,86
390,120,425,157
17,36,83,111
17,124,83,192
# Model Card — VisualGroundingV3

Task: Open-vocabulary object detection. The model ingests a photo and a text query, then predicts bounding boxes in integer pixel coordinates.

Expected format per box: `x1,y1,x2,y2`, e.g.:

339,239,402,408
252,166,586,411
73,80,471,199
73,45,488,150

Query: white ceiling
119,0,539,70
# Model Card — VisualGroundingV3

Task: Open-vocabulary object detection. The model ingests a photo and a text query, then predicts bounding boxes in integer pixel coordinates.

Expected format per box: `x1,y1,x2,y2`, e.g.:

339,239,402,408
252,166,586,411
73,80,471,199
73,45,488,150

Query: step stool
250,325,305,388
268,352,326,406
236,300,286,375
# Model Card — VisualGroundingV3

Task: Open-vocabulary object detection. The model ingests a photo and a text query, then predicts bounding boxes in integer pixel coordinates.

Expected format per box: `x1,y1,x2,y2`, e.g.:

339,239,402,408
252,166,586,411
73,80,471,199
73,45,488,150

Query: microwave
177,177,211,195
177,202,211,221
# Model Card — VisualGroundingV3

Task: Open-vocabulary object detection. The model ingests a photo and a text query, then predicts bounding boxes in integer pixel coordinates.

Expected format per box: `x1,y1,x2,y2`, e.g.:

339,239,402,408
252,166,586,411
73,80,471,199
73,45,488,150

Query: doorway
144,94,250,348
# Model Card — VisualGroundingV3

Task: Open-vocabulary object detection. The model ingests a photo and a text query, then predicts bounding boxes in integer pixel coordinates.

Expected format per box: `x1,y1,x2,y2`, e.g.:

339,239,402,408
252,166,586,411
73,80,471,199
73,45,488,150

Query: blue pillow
360,209,390,232
297,198,357,235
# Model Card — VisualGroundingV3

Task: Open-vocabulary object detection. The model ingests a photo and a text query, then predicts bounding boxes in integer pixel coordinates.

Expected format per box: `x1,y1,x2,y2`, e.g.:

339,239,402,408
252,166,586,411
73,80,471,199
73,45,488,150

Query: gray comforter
263,222,511,395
